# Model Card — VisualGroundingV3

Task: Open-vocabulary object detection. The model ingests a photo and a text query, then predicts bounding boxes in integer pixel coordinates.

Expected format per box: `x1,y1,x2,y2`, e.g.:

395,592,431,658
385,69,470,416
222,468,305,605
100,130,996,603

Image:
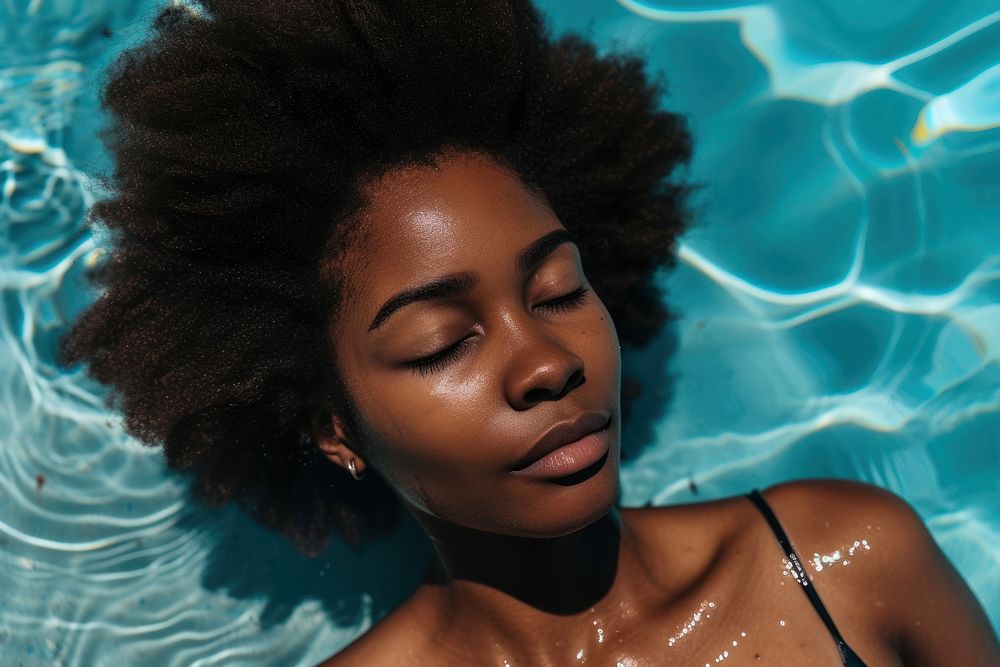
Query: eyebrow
367,229,576,332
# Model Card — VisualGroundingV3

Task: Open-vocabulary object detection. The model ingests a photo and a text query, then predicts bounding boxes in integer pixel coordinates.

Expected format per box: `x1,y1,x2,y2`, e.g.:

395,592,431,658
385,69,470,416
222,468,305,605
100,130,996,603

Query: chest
424,575,902,667
591,544,901,667
484,544,900,666
417,506,906,666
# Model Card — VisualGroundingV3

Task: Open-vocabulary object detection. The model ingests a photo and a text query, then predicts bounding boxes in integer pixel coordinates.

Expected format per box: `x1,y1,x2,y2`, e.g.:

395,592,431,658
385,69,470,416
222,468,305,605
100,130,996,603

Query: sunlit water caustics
2,0,998,664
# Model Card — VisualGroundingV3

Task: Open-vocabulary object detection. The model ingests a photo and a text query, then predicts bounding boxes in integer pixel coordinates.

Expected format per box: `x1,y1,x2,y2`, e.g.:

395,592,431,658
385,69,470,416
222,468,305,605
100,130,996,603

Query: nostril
564,368,585,395
522,368,585,404
523,387,549,404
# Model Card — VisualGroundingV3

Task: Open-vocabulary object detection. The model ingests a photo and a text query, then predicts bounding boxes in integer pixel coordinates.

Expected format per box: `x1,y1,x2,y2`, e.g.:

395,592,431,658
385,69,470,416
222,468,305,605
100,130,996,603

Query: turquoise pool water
1,0,998,664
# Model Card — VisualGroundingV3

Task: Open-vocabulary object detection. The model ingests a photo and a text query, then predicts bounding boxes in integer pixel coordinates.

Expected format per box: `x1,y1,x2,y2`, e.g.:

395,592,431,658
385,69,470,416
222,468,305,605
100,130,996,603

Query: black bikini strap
746,488,854,657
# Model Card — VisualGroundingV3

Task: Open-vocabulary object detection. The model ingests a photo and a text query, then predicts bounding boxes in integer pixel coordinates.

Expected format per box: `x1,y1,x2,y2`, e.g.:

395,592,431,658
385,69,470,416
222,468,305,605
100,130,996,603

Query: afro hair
58,0,693,557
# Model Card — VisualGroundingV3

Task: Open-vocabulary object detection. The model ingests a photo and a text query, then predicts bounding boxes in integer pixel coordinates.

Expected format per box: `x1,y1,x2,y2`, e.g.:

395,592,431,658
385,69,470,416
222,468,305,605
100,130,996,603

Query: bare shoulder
313,592,443,667
758,477,919,550
760,478,1000,666
756,477,943,596
621,479,938,577
757,477,958,586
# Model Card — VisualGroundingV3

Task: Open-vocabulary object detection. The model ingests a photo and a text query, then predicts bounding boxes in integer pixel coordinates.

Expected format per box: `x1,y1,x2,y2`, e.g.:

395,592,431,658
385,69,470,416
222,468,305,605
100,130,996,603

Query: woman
59,1,998,665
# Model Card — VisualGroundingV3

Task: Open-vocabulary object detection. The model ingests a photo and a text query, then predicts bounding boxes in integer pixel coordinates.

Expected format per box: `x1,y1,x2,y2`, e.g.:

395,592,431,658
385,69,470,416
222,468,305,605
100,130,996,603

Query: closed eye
402,335,474,376
535,286,589,313
402,286,590,376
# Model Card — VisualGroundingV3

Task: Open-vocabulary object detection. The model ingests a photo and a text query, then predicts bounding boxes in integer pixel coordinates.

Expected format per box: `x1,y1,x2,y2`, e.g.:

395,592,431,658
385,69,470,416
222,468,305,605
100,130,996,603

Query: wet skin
326,150,622,540
315,152,1000,666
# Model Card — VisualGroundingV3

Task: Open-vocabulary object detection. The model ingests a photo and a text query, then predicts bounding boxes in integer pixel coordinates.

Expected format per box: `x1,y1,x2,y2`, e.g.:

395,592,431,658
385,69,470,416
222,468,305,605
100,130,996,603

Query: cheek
346,367,498,511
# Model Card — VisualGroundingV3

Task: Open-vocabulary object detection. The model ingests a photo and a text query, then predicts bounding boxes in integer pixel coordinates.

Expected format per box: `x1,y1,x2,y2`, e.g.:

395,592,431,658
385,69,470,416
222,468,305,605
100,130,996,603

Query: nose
504,325,586,410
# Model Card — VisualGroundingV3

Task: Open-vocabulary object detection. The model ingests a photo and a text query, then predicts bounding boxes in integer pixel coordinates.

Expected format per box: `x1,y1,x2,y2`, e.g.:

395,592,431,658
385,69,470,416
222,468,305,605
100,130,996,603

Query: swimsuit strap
745,488,867,667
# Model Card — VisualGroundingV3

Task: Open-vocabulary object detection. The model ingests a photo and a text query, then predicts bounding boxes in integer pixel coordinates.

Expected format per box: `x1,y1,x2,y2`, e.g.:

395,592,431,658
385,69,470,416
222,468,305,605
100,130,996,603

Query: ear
310,409,367,477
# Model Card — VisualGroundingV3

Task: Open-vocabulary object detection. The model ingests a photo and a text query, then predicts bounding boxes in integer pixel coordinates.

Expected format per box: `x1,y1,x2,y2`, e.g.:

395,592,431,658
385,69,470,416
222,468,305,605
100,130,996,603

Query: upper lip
511,411,612,471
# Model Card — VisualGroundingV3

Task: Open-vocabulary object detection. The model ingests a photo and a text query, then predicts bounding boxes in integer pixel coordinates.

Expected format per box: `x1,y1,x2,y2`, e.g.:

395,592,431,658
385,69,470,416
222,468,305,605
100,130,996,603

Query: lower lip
513,424,612,480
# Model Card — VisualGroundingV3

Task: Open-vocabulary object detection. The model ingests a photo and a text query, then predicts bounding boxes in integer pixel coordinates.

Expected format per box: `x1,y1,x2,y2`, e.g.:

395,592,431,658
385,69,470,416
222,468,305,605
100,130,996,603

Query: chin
502,454,621,539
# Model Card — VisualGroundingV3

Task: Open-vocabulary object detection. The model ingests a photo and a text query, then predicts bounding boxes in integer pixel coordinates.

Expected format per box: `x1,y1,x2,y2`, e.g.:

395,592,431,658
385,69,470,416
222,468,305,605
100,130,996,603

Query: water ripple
0,0,997,663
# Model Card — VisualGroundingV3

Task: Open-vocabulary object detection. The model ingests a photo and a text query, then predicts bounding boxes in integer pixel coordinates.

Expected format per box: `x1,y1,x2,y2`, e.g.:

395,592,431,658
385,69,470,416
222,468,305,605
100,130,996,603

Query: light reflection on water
1,0,997,664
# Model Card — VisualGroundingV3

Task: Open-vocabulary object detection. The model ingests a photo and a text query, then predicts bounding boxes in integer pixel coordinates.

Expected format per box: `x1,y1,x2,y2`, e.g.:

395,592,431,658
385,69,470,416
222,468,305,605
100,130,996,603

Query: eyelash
402,286,590,376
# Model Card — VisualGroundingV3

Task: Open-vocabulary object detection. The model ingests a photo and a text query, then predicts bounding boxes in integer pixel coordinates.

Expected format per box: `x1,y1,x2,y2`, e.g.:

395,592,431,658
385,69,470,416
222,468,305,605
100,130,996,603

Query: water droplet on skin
805,536,873,574
666,600,716,647
779,619,786,627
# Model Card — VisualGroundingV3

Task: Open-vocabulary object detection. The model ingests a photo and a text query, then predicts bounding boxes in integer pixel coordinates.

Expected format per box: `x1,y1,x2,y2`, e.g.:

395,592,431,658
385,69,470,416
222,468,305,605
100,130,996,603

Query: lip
511,411,612,479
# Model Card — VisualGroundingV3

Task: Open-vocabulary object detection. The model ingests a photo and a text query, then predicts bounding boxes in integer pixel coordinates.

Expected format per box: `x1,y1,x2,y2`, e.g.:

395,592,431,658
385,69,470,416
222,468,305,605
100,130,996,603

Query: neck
409,505,657,655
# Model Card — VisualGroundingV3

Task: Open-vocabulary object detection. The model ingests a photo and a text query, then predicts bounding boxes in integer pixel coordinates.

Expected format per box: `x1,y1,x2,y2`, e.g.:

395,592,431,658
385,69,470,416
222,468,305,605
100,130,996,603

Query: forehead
341,153,564,302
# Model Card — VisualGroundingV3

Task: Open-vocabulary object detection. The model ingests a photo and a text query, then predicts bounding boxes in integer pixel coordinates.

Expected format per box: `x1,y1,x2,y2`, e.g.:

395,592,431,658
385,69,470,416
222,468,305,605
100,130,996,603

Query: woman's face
329,152,621,538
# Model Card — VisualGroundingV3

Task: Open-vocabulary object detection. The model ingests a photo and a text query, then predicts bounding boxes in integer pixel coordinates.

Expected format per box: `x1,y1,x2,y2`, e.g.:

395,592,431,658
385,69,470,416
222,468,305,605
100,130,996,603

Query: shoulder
622,478,933,579
636,478,938,593
313,592,445,667
626,479,997,665
754,477,940,597
759,478,999,665
758,477,919,544
756,477,954,591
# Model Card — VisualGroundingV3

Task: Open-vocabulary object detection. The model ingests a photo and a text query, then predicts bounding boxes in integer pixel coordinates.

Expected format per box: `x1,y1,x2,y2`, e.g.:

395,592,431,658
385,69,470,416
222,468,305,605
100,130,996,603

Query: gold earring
347,457,366,481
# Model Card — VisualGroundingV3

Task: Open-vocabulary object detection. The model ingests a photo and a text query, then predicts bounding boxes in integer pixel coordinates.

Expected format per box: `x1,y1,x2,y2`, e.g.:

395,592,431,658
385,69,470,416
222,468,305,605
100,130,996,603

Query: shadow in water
619,309,682,469
174,499,431,632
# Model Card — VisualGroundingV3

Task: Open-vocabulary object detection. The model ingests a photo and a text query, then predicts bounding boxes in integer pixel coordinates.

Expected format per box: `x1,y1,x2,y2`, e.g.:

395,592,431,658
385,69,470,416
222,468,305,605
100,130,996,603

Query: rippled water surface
2,0,998,664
